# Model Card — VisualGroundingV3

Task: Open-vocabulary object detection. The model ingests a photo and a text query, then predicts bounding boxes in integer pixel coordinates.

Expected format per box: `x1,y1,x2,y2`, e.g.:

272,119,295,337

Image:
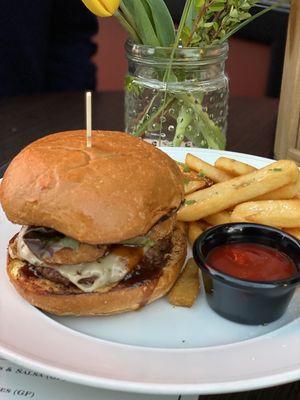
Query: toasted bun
1,130,184,244
7,226,187,316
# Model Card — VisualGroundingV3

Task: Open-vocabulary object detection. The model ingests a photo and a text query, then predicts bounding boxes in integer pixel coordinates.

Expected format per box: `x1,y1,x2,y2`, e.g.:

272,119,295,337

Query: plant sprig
180,0,282,47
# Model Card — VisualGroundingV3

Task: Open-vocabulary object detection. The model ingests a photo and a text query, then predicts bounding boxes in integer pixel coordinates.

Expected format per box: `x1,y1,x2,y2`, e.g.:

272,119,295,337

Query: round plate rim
1,147,300,395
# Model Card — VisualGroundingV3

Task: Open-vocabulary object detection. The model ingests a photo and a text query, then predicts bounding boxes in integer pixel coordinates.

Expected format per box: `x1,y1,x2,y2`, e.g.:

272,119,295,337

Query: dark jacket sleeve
46,0,98,91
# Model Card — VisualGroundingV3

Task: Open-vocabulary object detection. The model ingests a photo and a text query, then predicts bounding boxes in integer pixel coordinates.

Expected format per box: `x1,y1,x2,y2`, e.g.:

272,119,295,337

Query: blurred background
0,0,290,99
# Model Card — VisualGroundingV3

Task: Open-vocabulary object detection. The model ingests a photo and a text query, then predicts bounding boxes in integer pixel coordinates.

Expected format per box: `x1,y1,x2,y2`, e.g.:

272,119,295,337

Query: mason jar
124,41,229,149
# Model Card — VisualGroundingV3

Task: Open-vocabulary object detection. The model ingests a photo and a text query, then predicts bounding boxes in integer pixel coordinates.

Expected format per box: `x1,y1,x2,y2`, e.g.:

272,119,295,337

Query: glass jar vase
124,41,229,149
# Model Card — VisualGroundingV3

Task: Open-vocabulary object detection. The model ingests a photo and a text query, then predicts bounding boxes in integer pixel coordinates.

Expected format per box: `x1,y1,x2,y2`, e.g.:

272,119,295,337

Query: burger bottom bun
7,226,187,316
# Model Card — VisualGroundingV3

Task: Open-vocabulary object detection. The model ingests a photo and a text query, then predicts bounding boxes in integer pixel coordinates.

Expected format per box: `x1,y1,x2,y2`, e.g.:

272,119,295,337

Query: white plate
0,148,300,395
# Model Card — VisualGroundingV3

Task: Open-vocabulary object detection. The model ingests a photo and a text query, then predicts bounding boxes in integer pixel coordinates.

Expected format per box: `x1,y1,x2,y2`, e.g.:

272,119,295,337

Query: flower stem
158,0,195,140
132,96,174,137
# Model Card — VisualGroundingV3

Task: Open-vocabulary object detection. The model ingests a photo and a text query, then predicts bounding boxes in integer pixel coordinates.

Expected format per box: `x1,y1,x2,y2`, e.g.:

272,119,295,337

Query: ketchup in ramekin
193,223,300,325
206,243,297,282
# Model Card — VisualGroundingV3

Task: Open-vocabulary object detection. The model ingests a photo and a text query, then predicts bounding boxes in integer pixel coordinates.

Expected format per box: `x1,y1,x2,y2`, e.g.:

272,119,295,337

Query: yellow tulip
82,0,120,17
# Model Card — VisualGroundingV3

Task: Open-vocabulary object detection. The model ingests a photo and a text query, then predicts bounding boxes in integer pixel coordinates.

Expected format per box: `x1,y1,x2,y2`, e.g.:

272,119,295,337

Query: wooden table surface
1,91,300,400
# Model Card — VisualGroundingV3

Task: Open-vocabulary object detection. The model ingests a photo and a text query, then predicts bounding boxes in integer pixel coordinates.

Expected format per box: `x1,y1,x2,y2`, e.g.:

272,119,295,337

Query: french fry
215,157,257,176
181,170,202,181
204,211,231,226
177,161,187,171
167,258,200,308
178,163,206,181
284,228,300,240
188,222,203,246
178,163,214,193
197,220,212,231
296,169,300,199
178,160,299,222
185,153,232,183
177,221,188,234
254,175,300,200
184,179,208,194
231,200,300,228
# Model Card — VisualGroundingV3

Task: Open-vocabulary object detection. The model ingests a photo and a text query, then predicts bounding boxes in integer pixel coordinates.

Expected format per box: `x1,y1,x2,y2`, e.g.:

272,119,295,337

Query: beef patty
27,236,173,289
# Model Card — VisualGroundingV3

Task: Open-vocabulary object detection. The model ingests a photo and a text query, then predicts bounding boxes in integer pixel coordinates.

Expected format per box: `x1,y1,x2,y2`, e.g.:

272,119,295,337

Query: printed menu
0,358,197,400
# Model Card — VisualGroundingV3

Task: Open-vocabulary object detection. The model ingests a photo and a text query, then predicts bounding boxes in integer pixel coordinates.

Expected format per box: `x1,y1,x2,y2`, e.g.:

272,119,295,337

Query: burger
0,130,187,315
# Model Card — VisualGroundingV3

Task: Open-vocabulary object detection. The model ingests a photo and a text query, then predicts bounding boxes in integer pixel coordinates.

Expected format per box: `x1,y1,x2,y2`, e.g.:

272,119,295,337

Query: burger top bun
1,130,184,244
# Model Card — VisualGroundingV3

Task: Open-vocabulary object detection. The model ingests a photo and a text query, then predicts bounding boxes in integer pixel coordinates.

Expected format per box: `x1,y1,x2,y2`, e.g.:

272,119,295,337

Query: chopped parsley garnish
183,178,190,185
183,164,190,173
269,168,282,172
198,171,206,178
184,199,197,206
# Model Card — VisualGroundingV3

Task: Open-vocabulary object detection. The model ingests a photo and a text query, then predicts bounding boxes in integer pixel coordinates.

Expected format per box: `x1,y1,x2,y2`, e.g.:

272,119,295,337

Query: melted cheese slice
57,254,127,293
16,228,143,293
57,246,145,292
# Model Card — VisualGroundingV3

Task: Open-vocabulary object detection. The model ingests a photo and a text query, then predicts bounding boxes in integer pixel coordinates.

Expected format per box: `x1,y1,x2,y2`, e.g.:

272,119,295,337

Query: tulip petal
82,0,111,17
103,0,120,14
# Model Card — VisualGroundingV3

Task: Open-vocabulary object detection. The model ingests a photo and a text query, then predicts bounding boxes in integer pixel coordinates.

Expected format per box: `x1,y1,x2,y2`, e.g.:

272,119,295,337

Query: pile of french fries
167,153,300,309
177,153,300,244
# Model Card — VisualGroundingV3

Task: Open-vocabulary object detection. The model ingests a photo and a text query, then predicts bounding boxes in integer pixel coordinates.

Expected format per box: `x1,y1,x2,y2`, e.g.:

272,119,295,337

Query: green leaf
124,76,142,95
144,0,175,47
139,0,155,26
119,2,138,32
179,95,226,150
195,0,205,8
181,25,191,45
213,21,219,31
239,12,252,20
173,105,193,146
241,2,251,10
115,9,141,43
186,0,198,29
124,0,160,46
209,3,225,11
203,22,214,28
229,8,239,18
184,127,206,148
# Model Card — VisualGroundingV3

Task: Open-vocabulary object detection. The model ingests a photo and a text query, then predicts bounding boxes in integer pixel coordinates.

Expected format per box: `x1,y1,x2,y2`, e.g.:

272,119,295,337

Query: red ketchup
206,243,296,282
